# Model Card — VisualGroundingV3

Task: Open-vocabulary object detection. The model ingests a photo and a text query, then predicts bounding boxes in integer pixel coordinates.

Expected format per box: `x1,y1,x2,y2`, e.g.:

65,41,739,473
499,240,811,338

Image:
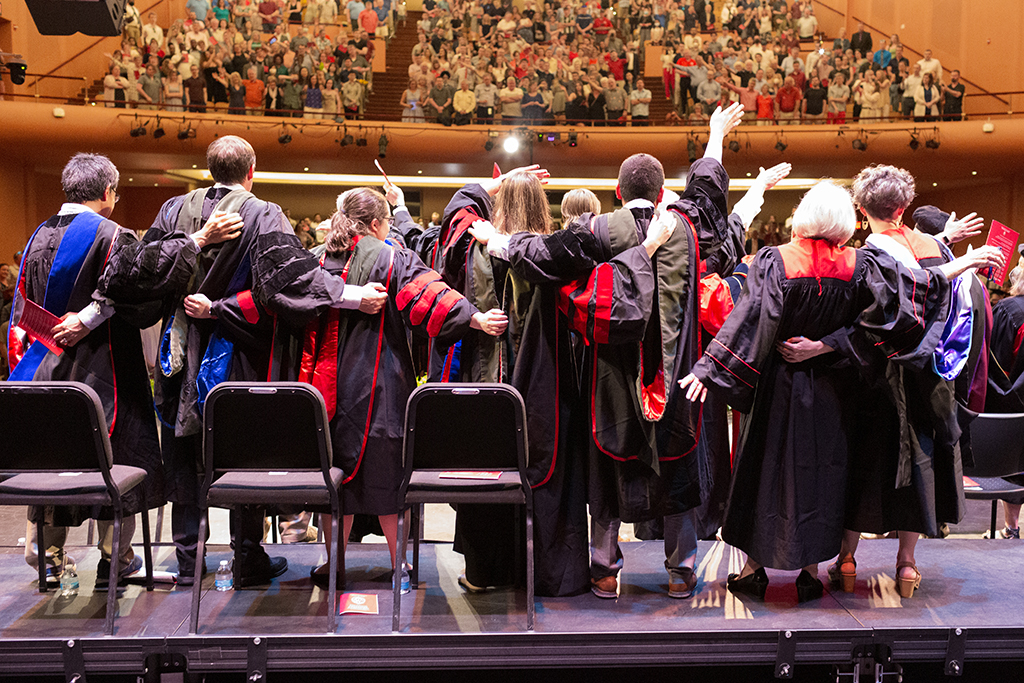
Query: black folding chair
393,383,534,632
963,412,1024,539
190,382,342,634
0,381,154,636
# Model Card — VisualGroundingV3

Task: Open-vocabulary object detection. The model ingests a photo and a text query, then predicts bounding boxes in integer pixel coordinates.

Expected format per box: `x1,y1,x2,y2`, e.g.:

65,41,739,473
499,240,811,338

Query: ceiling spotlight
503,135,520,153
177,127,192,140
728,139,741,153
278,133,292,145
153,124,165,139
925,138,940,149
341,133,354,146
130,125,147,137
568,131,578,147
774,138,787,153
356,136,368,146
484,138,495,151
852,138,867,151
909,135,920,150
378,134,389,158
687,137,698,163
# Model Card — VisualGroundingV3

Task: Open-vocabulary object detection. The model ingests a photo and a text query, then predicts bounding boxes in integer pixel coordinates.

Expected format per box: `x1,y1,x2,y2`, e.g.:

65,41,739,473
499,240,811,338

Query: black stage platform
1,536,1023,680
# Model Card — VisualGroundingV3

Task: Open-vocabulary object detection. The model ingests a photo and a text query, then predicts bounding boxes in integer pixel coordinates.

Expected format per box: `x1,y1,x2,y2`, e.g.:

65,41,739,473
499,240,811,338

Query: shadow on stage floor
0,536,1022,678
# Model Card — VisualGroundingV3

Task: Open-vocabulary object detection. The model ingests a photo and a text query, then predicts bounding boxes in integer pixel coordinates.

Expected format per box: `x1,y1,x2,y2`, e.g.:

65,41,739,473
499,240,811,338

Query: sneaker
95,554,143,590
999,526,1021,539
590,575,618,599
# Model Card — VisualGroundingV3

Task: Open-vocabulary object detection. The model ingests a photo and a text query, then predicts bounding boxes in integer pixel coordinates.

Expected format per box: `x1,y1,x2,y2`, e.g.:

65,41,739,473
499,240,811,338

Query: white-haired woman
677,180,988,602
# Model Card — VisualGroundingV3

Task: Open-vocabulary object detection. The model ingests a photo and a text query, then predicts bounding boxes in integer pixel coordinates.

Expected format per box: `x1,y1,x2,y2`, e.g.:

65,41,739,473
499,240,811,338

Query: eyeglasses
111,188,121,204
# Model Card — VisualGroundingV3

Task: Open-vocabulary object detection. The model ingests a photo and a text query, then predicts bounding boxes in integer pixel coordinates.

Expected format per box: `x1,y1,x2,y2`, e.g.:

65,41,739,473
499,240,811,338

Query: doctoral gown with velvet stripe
692,239,950,569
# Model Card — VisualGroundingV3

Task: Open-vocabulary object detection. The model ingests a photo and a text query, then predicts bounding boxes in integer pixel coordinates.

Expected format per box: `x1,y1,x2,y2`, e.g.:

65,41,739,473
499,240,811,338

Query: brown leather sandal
896,561,921,599
827,553,857,593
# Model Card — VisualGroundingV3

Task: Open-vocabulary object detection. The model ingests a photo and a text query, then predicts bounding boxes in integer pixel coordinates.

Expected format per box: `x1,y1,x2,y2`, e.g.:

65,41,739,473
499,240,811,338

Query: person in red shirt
605,51,626,82
242,67,266,115
756,84,775,125
593,14,613,44
359,5,379,35
775,76,802,124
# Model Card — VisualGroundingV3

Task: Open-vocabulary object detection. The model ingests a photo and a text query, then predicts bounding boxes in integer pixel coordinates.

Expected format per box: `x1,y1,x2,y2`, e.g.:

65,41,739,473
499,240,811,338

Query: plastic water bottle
60,555,79,598
214,560,233,592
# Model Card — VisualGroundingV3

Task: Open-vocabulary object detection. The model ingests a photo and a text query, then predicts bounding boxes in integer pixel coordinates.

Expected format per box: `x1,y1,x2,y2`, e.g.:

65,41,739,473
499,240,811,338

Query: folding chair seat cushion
0,465,146,497
965,475,1024,500
408,470,525,491
207,468,344,506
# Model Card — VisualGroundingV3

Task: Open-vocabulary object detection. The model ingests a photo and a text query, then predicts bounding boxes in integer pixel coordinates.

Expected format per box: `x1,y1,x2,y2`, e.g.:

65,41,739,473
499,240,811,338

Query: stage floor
0,534,1022,678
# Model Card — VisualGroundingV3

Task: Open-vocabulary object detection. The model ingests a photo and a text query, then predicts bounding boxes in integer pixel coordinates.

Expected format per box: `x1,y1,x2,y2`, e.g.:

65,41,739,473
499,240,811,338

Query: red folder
985,220,1018,285
17,298,64,356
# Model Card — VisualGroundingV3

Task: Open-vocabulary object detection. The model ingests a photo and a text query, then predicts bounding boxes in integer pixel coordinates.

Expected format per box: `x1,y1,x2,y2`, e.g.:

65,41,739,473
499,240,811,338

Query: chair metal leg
525,506,535,632
327,511,340,634
36,521,47,593
392,510,406,632
189,511,209,635
155,504,165,542
991,501,999,539
86,518,95,547
104,513,122,636
316,513,324,544
411,505,420,587
141,511,155,591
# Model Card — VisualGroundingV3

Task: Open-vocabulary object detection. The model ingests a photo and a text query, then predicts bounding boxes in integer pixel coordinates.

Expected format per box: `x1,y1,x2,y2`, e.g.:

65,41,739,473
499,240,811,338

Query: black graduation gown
102,186,348,505
985,295,1024,412
693,239,950,569
435,183,592,597
8,211,170,523
822,229,960,538
301,236,476,515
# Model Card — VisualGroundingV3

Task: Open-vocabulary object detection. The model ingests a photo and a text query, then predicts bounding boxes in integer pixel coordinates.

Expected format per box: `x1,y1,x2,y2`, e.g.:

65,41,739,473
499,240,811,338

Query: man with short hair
105,136,387,585
242,67,265,115
775,76,802,124
917,49,942,83
142,12,165,48
850,21,872,55
942,69,965,121
136,64,162,110
474,71,498,123
9,152,240,587
258,0,280,33
453,79,476,125
183,63,207,113
629,78,652,124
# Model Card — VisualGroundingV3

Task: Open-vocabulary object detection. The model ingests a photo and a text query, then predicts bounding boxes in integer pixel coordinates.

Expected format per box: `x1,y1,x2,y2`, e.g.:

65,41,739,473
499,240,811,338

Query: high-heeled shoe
795,569,824,603
896,562,921,598
827,553,857,593
727,567,769,600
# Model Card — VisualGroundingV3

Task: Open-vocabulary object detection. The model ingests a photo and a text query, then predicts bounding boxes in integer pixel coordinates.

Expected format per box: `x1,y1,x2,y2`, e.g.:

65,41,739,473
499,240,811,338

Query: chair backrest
202,382,332,476
964,412,1024,478
0,381,113,474
402,383,528,474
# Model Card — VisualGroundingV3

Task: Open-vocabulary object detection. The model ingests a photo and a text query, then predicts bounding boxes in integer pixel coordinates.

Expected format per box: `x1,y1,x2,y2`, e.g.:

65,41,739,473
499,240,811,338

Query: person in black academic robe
299,187,505,585
100,136,385,585
681,180,955,601
8,152,239,582
984,266,1024,537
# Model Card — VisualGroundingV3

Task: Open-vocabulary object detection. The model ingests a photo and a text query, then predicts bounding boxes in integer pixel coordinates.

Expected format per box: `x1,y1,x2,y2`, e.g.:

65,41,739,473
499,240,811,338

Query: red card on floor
963,476,982,490
339,592,379,615
985,220,1018,285
439,471,503,480
17,298,64,356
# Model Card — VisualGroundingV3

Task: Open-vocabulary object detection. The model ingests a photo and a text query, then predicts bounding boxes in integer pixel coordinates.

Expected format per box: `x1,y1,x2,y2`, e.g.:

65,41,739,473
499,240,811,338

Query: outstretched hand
941,211,984,245
481,164,551,196
709,101,745,137
471,308,509,336
756,162,792,190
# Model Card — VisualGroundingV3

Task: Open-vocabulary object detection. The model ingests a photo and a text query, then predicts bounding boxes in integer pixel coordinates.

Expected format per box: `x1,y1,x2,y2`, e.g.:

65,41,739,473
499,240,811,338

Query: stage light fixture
687,137,698,163
0,54,28,86
279,133,292,145
356,136,368,146
728,139,741,153
130,125,147,137
503,135,520,153
925,138,940,149
774,138,787,153
484,138,495,151
568,131,578,147
852,138,867,151
153,124,166,139
909,135,920,150
378,134,389,158
546,133,558,142
341,133,354,146
178,128,191,140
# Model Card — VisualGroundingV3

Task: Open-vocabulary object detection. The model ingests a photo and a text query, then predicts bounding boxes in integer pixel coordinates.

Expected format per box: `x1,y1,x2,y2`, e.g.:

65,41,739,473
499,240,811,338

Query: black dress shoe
174,562,208,587
795,569,824,603
310,565,345,590
237,556,288,588
727,567,769,599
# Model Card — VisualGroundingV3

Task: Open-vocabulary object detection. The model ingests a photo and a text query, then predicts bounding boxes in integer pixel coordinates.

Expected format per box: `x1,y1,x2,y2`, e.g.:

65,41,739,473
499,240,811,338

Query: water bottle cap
219,560,229,567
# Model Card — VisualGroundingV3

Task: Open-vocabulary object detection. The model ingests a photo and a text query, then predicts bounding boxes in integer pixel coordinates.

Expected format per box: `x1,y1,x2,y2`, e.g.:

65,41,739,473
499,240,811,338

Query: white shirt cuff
486,233,511,261
78,299,115,330
336,284,365,309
